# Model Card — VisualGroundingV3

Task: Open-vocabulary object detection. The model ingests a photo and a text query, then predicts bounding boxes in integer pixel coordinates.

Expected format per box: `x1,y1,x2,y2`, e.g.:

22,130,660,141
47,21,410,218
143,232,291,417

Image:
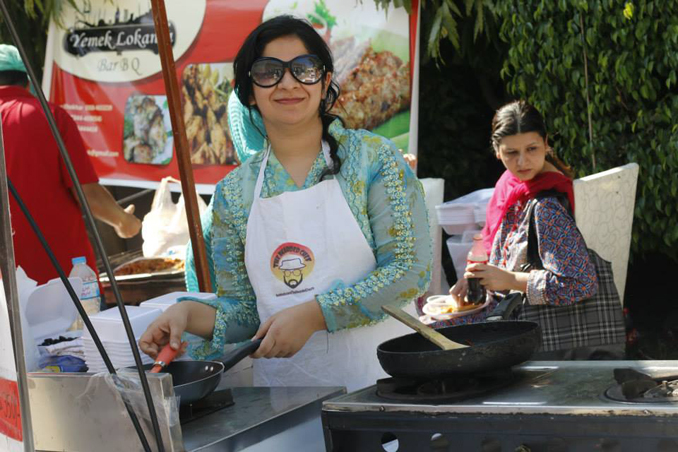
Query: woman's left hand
465,262,526,293
251,300,327,359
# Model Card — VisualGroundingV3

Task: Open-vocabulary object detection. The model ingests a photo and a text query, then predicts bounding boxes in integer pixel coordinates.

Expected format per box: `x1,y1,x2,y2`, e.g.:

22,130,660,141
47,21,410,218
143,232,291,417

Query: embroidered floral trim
189,173,259,359
334,130,375,248
316,137,421,331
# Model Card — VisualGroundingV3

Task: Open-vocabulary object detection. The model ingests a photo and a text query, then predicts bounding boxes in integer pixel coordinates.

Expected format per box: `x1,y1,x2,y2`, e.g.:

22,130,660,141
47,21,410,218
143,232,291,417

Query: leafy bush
494,0,678,259
375,0,678,260
0,1,46,79
1,1,94,82
417,52,505,201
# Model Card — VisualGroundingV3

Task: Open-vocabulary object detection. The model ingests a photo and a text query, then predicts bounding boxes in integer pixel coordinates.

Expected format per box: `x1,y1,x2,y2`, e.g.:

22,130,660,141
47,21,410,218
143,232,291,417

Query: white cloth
43,338,85,360
244,142,404,392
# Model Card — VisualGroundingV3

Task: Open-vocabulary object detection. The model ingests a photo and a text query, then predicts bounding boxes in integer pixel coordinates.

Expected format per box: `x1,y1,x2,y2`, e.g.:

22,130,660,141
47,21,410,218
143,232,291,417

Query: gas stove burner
180,388,234,424
376,368,519,403
604,368,678,404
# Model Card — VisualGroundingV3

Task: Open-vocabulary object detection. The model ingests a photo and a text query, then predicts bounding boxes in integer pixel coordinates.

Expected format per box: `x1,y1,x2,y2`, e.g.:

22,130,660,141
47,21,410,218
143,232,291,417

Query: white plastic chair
573,163,639,305
420,178,446,295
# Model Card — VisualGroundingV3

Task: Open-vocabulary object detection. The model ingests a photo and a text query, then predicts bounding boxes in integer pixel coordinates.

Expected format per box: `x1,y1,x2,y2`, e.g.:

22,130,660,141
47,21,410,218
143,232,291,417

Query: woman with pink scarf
444,101,623,359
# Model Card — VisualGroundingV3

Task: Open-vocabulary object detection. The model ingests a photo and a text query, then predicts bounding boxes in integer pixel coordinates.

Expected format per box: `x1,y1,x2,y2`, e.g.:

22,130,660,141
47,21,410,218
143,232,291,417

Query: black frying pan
377,293,541,380
136,339,262,406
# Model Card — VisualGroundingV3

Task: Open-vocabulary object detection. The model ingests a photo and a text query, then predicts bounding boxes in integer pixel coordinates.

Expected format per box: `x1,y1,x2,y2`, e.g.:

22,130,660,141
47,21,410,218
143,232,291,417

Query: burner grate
376,368,519,403
604,369,678,403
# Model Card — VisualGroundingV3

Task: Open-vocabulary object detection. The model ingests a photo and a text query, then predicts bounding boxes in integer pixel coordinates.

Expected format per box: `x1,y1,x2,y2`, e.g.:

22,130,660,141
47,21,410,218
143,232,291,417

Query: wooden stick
150,0,212,292
382,306,468,350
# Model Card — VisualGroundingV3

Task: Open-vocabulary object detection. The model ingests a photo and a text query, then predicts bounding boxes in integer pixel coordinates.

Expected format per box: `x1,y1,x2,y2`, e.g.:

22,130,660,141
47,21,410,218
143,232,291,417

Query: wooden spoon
382,305,468,350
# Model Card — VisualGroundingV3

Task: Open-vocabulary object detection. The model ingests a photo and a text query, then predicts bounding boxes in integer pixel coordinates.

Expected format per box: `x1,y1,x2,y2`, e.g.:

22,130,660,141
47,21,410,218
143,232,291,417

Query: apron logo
271,242,315,290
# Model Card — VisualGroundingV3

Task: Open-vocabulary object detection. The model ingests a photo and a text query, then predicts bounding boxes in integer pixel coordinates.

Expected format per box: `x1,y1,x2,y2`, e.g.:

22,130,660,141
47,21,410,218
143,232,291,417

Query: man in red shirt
0,44,141,284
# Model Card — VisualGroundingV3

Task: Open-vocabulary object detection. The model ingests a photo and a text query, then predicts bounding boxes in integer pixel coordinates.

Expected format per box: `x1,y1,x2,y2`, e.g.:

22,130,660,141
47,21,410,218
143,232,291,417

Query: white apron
244,143,411,392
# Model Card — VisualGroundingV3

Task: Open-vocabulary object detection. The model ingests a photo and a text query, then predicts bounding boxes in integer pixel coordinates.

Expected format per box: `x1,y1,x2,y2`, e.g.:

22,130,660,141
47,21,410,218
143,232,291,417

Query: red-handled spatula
150,344,180,373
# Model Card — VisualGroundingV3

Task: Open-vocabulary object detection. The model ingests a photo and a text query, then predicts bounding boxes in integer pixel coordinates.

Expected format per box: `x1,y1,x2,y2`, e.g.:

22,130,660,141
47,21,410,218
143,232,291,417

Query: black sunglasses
249,54,325,88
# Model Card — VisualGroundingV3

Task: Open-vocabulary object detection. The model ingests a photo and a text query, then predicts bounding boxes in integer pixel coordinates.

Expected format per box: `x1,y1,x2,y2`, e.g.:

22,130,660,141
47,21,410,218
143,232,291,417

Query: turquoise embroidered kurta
185,120,432,359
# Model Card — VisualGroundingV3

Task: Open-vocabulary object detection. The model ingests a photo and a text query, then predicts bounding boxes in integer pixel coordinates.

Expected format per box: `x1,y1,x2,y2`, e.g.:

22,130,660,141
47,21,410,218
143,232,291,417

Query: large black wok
137,339,261,406
377,293,541,380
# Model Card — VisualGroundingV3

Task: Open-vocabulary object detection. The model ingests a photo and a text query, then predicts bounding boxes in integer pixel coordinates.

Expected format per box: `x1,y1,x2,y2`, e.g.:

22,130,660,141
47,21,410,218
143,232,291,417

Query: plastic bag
141,176,207,258
2,267,41,372
102,370,181,428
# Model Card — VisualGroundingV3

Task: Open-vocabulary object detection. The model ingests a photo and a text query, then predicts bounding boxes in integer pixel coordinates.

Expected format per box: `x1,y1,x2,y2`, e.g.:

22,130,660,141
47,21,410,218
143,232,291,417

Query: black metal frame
0,2,165,450
322,409,678,452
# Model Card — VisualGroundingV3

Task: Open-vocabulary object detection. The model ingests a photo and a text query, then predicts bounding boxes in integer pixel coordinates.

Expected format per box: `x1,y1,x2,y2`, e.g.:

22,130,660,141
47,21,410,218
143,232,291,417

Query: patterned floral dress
426,196,596,329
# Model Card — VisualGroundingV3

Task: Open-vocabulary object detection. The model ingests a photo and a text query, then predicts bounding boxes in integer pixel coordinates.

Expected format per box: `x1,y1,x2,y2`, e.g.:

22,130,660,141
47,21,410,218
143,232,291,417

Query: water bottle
69,256,101,330
466,234,488,304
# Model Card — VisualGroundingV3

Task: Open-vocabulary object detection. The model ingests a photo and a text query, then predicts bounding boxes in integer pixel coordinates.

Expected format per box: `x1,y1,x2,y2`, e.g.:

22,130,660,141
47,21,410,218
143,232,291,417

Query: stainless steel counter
183,386,344,452
28,370,343,451
323,360,678,416
321,361,678,452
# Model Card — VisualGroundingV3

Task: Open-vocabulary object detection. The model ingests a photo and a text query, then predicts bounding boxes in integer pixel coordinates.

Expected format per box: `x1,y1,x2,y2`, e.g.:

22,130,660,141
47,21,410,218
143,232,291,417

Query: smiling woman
139,15,432,392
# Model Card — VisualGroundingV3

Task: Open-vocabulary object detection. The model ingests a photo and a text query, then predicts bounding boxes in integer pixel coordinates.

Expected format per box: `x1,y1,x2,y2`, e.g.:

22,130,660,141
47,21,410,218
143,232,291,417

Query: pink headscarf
481,169,575,253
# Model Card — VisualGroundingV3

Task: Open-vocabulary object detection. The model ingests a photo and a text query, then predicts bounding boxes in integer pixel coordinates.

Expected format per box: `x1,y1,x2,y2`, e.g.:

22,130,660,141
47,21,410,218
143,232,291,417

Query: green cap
0,44,27,73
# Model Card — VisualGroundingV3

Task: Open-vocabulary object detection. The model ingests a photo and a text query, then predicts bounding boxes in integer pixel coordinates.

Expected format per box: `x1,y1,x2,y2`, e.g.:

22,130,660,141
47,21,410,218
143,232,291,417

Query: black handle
219,339,262,372
485,292,524,322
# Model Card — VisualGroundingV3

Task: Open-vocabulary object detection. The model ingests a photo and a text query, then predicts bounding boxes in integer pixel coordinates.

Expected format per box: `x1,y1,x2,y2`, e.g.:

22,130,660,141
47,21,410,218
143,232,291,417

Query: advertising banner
45,0,417,192
0,276,23,451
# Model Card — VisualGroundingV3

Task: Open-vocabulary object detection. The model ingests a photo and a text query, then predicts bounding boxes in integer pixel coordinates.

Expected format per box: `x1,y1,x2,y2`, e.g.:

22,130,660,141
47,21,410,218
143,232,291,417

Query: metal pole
0,123,34,451
6,179,154,452
0,1,165,450
150,0,212,292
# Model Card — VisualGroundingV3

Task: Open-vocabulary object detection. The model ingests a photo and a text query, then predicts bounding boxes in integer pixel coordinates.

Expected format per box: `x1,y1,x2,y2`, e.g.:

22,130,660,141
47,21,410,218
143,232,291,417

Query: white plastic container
69,256,101,330
24,277,82,344
140,291,216,312
82,305,162,342
435,188,494,235
1,272,77,371
436,204,476,235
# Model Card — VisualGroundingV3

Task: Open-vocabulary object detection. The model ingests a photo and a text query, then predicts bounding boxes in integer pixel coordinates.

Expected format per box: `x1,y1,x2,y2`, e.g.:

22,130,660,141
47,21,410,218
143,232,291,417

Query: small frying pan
135,339,262,406
377,293,541,380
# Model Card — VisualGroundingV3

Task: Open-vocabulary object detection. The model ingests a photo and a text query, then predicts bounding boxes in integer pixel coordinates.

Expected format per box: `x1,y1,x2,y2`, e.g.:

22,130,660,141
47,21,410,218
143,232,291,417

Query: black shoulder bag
520,191,626,352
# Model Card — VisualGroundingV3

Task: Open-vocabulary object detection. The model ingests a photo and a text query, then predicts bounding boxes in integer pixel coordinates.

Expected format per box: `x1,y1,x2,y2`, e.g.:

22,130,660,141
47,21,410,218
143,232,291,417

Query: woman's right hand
139,303,190,359
450,277,469,305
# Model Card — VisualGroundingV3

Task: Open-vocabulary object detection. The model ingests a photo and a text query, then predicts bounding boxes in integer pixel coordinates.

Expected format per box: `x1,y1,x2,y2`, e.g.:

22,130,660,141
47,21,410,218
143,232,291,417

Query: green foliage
308,0,337,29
0,0,107,81
370,0,414,14
417,56,505,200
0,0,50,80
494,0,678,259
369,0,496,64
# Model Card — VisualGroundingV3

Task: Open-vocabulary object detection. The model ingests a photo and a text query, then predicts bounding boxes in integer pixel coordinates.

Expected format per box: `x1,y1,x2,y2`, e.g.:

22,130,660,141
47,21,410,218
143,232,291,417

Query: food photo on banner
43,0,417,192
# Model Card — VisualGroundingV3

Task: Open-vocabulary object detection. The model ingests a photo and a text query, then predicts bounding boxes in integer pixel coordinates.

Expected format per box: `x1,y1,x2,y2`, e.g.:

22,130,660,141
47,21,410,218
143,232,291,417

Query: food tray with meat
100,256,185,283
